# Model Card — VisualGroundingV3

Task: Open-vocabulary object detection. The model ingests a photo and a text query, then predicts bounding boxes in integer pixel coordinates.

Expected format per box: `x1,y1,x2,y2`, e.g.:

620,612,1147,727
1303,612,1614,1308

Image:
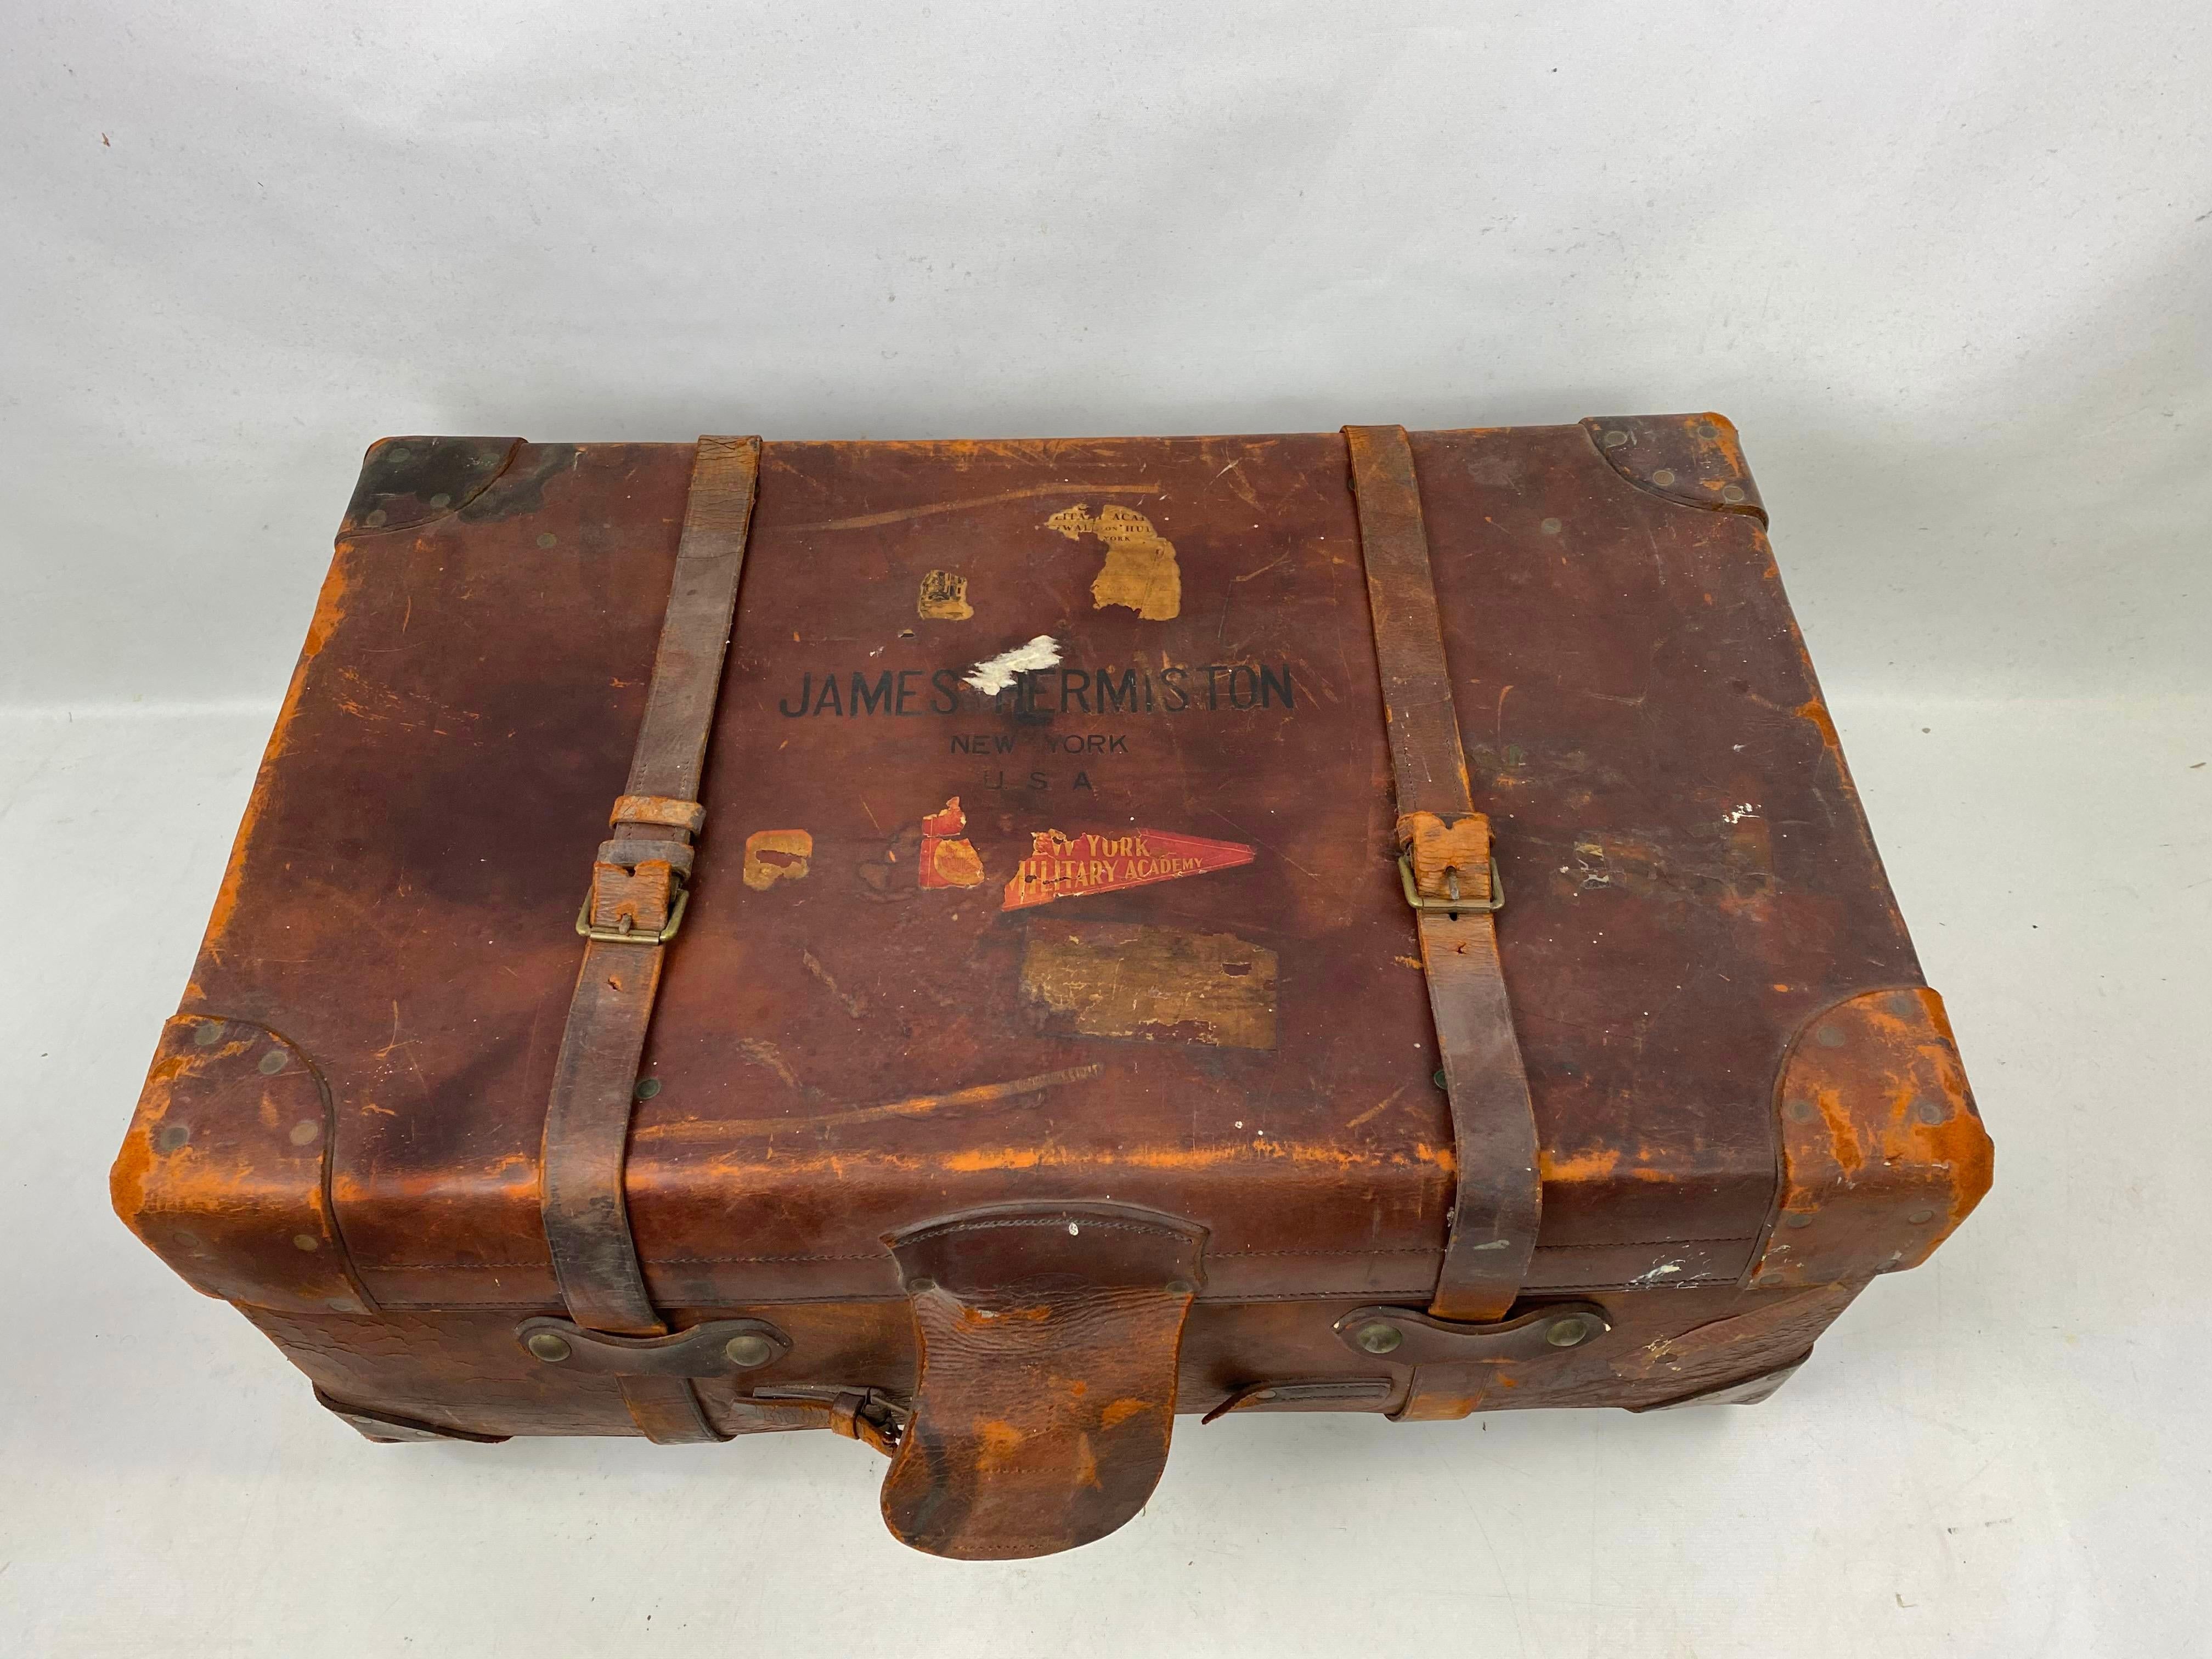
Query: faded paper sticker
1047,504,1181,620
917,569,973,620
1022,923,1277,1049
1002,827,1254,911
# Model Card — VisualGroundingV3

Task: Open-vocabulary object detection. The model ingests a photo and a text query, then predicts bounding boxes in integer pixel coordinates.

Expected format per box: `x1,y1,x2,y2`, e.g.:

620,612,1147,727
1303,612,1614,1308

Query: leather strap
1344,425,1541,1323
539,435,761,1443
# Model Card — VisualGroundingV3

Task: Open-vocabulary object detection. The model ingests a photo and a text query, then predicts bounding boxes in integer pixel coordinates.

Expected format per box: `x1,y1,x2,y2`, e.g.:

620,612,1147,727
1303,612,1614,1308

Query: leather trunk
112,416,1993,1559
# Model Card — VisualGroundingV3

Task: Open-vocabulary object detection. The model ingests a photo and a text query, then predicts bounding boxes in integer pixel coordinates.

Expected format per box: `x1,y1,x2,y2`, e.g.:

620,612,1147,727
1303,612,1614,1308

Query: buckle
1397,855,1503,916
575,879,689,945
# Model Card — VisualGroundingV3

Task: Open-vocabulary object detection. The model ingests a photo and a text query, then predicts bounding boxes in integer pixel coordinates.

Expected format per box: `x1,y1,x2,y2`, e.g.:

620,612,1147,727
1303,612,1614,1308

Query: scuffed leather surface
1751,988,1994,1286
156,427,1932,1308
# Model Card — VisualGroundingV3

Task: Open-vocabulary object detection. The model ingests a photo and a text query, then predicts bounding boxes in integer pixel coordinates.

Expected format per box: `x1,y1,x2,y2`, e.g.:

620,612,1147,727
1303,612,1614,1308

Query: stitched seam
1216,1248,1440,1257
904,1217,1187,1243
1535,1237,1756,1250
364,1237,1758,1272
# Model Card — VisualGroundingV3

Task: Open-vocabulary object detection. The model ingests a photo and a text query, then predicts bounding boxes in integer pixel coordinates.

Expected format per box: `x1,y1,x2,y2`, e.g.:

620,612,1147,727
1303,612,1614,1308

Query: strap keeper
611,794,706,833
1396,810,1499,914
579,853,691,945
1398,854,1504,916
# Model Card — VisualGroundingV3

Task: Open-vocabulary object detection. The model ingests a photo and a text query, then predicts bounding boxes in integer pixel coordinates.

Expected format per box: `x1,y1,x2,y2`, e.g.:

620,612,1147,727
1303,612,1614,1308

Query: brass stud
1783,1212,1814,1229
1650,469,1676,488
1785,1098,1816,1123
289,1120,320,1146
526,1332,573,1363
1545,1314,1596,1348
193,1022,225,1047
724,1334,776,1369
1906,1207,1937,1224
1604,430,1629,448
1166,1279,1196,1296
154,1124,190,1153
633,1077,661,1102
1915,1099,1946,1125
907,1277,936,1294
1540,517,1562,535
428,493,452,509
538,533,558,548
258,1049,286,1075
292,1233,320,1252
1814,1024,1847,1048
1353,1321,1403,1355
387,446,411,464
1720,483,1747,504
364,509,387,527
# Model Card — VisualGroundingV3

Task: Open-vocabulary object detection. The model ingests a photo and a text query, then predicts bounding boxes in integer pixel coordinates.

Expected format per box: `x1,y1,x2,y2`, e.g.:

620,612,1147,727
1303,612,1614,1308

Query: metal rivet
1604,430,1629,448
1720,483,1747,504
1906,1207,1937,1224
326,1298,360,1314
1915,1099,1946,1125
1814,1024,1847,1048
633,1077,661,1101
387,446,411,464
1166,1279,1196,1296
1431,1068,1448,1090
724,1334,776,1369
1783,1212,1814,1229
292,1233,320,1252
1353,1321,1403,1355
537,532,558,548
258,1049,287,1075
1545,1314,1595,1348
289,1120,320,1146
1539,517,1562,535
907,1277,936,1294
193,1022,225,1047
1785,1097,1816,1123
1650,468,1676,488
364,509,387,527
428,492,452,509
526,1332,573,1363
154,1124,191,1152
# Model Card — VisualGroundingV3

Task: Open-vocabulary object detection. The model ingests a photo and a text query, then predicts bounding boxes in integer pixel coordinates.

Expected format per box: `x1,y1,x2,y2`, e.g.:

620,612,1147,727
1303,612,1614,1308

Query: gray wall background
5,1,2207,712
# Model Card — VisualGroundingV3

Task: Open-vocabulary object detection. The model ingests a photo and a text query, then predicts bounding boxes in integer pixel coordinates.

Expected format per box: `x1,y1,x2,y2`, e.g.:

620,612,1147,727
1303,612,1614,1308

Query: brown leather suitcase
112,418,1993,1559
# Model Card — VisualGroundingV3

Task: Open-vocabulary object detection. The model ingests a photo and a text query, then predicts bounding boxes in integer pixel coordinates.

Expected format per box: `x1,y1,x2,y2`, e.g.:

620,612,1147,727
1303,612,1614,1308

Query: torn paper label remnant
917,569,973,621
1021,923,1277,1049
742,830,813,890
962,635,1060,696
919,797,985,889
1047,504,1182,620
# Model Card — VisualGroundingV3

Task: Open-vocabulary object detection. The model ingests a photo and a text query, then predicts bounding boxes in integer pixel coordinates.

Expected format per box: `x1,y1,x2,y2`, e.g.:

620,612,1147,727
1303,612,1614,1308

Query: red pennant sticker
1001,827,1256,911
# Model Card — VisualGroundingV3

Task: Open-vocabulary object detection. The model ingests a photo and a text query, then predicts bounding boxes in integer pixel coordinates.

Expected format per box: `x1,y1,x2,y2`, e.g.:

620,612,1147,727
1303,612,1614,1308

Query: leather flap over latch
879,1202,1207,1561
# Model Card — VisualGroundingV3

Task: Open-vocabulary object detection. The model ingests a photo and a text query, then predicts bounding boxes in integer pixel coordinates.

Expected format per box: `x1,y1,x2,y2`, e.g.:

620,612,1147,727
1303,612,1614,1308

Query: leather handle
879,1203,1206,1560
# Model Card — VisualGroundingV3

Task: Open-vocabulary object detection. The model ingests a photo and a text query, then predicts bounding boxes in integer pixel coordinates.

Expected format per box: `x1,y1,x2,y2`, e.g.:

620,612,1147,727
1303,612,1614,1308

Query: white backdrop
5,1,2208,710
4,5,2210,1657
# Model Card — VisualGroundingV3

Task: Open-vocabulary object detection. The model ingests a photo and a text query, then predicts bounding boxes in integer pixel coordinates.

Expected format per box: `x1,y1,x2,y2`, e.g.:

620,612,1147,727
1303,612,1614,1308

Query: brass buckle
574,881,689,945
1397,855,1503,916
